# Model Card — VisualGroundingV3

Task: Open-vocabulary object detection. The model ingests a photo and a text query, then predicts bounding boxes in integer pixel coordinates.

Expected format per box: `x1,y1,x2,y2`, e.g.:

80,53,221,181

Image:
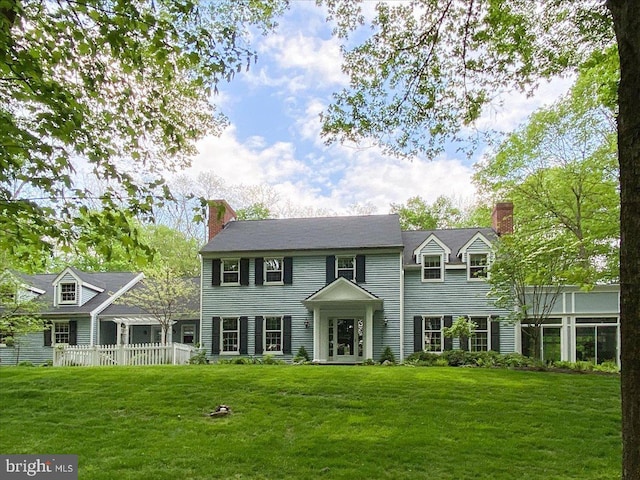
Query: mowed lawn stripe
0,365,620,480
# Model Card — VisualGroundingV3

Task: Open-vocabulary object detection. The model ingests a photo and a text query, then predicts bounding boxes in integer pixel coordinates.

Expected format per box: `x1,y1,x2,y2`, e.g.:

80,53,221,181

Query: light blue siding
201,251,402,362
403,268,511,354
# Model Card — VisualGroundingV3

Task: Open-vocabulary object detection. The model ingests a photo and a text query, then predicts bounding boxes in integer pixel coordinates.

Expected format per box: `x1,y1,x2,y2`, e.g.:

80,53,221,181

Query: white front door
329,319,363,363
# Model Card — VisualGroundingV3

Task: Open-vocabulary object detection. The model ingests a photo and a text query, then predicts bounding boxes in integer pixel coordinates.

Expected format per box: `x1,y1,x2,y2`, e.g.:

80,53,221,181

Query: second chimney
492,202,514,235
208,200,237,241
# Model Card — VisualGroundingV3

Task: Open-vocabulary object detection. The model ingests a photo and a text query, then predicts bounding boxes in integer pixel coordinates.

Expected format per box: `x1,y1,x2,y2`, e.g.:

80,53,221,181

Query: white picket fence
53,343,198,367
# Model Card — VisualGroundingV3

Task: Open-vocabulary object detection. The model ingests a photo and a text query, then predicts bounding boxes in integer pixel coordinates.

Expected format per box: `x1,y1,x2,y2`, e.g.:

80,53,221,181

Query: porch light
384,317,388,327
304,320,310,329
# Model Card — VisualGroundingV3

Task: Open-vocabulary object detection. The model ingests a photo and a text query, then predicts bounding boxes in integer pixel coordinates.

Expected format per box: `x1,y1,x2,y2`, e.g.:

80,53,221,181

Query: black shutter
356,255,366,283
212,317,221,354
44,322,52,347
283,315,292,354
283,257,293,285
69,320,77,346
491,319,501,352
212,259,221,286
326,256,336,284
239,316,248,354
240,259,250,286
443,316,453,351
255,258,264,285
255,316,264,354
413,316,423,353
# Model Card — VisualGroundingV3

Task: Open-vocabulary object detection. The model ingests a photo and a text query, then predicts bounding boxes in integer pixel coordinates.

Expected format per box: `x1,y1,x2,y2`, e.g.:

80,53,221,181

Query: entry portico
303,277,383,364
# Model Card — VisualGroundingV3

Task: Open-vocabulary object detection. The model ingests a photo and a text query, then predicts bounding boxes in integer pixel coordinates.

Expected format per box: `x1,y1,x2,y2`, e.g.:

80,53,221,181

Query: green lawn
0,365,620,479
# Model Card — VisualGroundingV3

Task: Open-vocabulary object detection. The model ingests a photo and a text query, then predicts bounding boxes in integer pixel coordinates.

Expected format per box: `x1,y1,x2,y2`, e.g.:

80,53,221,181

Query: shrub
262,354,285,365
17,361,34,367
189,349,208,365
379,346,396,365
361,358,376,366
293,345,310,363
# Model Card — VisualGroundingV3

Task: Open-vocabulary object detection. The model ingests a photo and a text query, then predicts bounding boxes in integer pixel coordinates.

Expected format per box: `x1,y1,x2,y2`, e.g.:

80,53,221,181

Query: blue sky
185,2,571,216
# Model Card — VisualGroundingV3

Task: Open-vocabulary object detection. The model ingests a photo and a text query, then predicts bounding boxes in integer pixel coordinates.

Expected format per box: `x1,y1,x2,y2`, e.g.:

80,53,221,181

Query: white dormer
458,232,493,281
52,267,104,307
414,234,451,283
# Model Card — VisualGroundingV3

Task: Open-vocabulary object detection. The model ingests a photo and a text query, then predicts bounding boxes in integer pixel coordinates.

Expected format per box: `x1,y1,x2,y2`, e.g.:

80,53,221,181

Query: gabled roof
52,266,105,293
200,214,404,254
11,270,143,316
302,277,383,310
402,228,497,265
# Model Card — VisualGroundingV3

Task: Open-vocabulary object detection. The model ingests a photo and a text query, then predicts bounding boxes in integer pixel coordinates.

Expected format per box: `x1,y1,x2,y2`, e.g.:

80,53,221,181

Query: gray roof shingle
402,228,497,265
200,214,404,254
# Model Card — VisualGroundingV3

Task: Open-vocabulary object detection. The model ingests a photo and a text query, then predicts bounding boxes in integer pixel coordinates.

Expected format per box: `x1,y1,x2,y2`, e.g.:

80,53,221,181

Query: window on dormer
422,255,442,281
469,253,489,280
59,282,77,304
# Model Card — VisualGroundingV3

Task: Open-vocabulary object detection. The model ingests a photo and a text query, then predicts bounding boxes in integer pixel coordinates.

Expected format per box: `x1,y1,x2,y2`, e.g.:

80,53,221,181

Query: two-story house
200,200,621,365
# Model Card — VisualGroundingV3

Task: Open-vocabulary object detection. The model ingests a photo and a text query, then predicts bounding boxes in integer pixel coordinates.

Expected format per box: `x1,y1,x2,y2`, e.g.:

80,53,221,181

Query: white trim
220,316,240,354
413,234,451,264
399,252,404,361
421,254,445,283
263,257,284,285
221,259,241,286
57,281,78,305
263,315,284,354
458,232,492,262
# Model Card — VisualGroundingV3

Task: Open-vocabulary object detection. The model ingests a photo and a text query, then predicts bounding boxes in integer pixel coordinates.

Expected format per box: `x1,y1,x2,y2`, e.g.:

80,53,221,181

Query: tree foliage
1,0,286,258
390,195,491,230
474,53,620,284
115,266,198,345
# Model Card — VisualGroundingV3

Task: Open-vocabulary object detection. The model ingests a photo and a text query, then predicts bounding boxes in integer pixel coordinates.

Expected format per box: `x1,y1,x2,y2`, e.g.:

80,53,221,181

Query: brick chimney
491,202,514,235
207,200,237,241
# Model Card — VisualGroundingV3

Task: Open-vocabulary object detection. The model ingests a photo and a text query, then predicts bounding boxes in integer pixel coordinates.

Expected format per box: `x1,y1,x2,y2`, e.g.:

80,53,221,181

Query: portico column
312,307,321,362
365,305,374,361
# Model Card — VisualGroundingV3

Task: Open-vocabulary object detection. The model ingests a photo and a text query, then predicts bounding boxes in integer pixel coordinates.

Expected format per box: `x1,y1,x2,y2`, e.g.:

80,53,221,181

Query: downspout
399,251,405,361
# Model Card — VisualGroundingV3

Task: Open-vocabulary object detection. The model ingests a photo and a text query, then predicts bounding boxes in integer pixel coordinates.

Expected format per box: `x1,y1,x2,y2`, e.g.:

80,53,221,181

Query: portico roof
302,277,383,310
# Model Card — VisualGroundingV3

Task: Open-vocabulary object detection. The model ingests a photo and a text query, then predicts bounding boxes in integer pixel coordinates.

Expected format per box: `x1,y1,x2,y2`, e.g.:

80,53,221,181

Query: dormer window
468,253,489,280
422,255,443,281
58,282,77,304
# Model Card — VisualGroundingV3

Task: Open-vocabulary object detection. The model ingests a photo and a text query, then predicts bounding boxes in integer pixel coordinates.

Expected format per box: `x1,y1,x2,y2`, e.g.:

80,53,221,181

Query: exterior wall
0,317,92,366
403,268,513,355
201,251,402,362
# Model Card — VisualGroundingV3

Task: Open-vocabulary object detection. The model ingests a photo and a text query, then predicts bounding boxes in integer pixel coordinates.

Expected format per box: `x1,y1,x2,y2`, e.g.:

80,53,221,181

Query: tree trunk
607,1,640,478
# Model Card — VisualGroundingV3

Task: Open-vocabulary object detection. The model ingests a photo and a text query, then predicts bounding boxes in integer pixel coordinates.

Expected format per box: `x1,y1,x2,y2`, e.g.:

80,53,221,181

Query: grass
0,365,621,479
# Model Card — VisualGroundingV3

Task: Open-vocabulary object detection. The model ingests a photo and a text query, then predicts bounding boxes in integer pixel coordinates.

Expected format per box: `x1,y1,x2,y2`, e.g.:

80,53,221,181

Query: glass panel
265,259,283,282
542,327,561,362
266,317,281,330
471,332,488,352
328,322,334,357
182,325,195,344
596,326,617,364
576,317,618,324
222,318,238,330
265,332,282,351
469,254,488,278
576,326,596,363
336,319,354,356
521,326,540,358
357,319,364,357
424,317,442,352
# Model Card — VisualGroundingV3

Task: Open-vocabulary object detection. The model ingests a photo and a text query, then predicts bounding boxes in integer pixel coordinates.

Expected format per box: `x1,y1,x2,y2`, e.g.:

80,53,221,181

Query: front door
329,319,363,362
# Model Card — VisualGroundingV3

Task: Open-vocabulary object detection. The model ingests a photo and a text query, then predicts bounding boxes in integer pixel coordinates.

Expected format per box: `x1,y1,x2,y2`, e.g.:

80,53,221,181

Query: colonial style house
1,202,621,367
0,267,199,366
200,201,621,365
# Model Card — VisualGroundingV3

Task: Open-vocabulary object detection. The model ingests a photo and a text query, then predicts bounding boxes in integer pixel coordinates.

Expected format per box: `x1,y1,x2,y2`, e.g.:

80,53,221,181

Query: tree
443,316,476,351
1,0,286,258
320,2,639,476
236,202,272,220
474,62,620,284
116,266,198,345
487,227,575,361
390,194,490,230
0,270,44,365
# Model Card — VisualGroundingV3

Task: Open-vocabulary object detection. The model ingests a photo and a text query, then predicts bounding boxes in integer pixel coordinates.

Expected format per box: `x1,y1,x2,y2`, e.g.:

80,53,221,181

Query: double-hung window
336,256,355,280
182,324,196,344
423,316,443,352
221,317,240,353
54,322,70,345
422,255,442,281
265,316,283,353
264,258,283,284
59,282,77,304
222,260,240,285
468,253,489,280
469,316,488,351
